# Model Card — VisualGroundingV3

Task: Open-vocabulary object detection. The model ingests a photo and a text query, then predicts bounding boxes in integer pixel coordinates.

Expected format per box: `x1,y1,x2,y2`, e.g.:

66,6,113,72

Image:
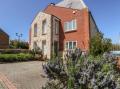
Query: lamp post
16,33,23,42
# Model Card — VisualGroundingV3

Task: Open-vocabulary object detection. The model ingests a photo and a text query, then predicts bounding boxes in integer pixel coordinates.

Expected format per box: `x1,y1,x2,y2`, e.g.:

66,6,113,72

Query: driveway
0,61,47,89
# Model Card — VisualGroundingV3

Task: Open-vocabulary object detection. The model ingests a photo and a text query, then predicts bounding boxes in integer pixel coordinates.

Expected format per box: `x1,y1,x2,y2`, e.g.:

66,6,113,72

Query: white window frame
34,24,37,37
55,19,59,34
65,41,77,50
42,40,47,55
42,19,47,35
33,41,37,49
64,19,77,32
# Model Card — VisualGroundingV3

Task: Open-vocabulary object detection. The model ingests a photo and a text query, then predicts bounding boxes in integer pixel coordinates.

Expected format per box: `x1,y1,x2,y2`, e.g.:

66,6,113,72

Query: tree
90,32,112,56
102,38,112,52
112,44,120,51
9,40,29,49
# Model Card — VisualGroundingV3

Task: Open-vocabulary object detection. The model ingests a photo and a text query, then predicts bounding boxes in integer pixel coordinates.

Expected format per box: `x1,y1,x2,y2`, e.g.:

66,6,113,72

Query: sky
0,0,120,44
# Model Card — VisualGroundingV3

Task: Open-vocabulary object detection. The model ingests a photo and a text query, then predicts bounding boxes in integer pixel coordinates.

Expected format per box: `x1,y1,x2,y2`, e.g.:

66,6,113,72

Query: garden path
0,61,47,89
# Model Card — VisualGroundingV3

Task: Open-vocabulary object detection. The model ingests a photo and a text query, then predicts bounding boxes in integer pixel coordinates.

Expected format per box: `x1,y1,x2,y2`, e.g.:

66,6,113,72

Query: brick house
0,28,9,49
29,0,99,59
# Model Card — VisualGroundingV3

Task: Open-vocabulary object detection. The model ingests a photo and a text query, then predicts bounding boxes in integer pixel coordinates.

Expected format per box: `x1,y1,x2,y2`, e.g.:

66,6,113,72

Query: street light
16,33,23,42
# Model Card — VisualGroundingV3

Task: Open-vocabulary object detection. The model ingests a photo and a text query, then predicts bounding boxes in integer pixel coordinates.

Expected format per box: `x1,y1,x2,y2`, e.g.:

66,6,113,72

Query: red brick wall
44,5,90,51
0,32,9,49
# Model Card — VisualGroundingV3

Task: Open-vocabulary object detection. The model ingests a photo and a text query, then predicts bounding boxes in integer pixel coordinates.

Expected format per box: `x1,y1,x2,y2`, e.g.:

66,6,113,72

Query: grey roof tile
56,0,87,10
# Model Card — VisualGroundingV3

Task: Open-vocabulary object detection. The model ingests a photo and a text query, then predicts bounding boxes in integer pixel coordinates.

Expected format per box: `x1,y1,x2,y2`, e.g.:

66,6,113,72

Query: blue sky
0,0,120,44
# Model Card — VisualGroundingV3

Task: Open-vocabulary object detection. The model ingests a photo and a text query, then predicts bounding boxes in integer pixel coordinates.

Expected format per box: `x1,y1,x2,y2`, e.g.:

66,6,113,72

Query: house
29,0,99,59
0,28,9,49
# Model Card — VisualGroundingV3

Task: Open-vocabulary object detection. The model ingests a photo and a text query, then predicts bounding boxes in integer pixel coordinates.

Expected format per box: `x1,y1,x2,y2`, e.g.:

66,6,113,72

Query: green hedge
0,53,34,62
0,49,30,54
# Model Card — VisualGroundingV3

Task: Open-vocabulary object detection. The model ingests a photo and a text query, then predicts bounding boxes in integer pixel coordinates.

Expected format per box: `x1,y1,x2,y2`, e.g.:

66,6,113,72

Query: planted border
0,53,34,62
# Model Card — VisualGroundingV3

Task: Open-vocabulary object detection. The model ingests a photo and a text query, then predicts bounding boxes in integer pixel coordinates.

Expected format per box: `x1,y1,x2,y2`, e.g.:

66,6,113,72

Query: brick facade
0,29,9,49
44,5,90,52
29,1,99,59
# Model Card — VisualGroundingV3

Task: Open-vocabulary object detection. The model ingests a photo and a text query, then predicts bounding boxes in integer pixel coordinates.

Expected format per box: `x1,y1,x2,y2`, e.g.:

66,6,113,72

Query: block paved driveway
0,61,47,89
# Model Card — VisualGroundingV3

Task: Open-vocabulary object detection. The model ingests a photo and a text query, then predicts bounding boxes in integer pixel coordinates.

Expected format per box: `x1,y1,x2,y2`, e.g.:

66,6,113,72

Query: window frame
42,19,47,35
33,41,37,49
55,19,59,35
34,24,37,37
64,19,77,32
42,40,46,53
65,41,77,50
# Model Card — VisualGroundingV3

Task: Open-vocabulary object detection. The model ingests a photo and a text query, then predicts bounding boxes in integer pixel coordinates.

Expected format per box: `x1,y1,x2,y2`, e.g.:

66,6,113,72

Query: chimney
50,3,55,6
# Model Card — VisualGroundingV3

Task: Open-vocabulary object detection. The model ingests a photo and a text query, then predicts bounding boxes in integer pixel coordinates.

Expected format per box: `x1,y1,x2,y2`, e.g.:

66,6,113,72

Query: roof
0,28,9,37
56,0,87,10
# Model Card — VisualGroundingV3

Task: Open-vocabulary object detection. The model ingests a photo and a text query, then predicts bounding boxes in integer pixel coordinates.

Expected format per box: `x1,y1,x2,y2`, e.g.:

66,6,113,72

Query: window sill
34,36,37,37
64,29,77,33
64,49,76,52
42,33,46,35
55,33,59,35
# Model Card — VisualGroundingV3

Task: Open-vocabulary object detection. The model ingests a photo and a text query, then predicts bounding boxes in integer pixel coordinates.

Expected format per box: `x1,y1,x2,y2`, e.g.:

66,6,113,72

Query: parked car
110,51,120,58
103,51,120,59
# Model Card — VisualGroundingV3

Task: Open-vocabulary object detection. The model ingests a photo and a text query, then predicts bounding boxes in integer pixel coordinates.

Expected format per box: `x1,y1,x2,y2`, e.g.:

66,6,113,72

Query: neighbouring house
0,28,9,49
29,0,99,59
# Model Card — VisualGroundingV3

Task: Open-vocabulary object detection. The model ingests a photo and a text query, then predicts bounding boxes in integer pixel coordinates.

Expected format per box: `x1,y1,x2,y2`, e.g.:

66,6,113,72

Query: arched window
34,24,37,37
33,41,37,50
42,20,47,34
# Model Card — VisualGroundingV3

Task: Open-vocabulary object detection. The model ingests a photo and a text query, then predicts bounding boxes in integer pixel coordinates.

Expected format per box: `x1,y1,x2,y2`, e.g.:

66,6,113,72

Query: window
42,20,47,34
64,22,67,32
69,42,72,49
33,41,37,49
64,19,77,32
55,20,59,34
42,40,47,55
65,42,68,49
65,41,77,50
34,24,37,37
73,42,77,49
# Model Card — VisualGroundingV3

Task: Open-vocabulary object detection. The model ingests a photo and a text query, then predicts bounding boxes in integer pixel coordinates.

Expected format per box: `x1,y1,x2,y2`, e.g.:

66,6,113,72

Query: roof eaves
0,28,9,37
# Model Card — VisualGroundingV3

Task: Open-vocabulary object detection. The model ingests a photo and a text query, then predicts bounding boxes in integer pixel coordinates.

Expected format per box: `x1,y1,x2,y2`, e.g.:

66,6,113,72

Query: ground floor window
42,40,47,55
33,41,37,49
65,41,77,50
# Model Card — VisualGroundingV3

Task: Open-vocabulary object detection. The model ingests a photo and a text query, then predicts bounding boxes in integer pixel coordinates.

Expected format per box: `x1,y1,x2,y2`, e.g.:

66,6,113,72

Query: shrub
42,49,120,89
90,32,112,56
9,40,29,49
0,49,30,54
0,48,45,61
30,47,45,61
0,53,34,62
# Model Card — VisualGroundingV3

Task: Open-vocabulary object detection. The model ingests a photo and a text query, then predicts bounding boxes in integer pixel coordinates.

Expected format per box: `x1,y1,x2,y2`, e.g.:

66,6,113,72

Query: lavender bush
42,49,120,89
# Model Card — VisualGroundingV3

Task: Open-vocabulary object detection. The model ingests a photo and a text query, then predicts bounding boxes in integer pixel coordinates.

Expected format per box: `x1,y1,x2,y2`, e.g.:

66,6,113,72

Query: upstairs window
34,24,37,37
42,19,47,34
55,20,59,34
64,19,77,32
65,41,77,50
